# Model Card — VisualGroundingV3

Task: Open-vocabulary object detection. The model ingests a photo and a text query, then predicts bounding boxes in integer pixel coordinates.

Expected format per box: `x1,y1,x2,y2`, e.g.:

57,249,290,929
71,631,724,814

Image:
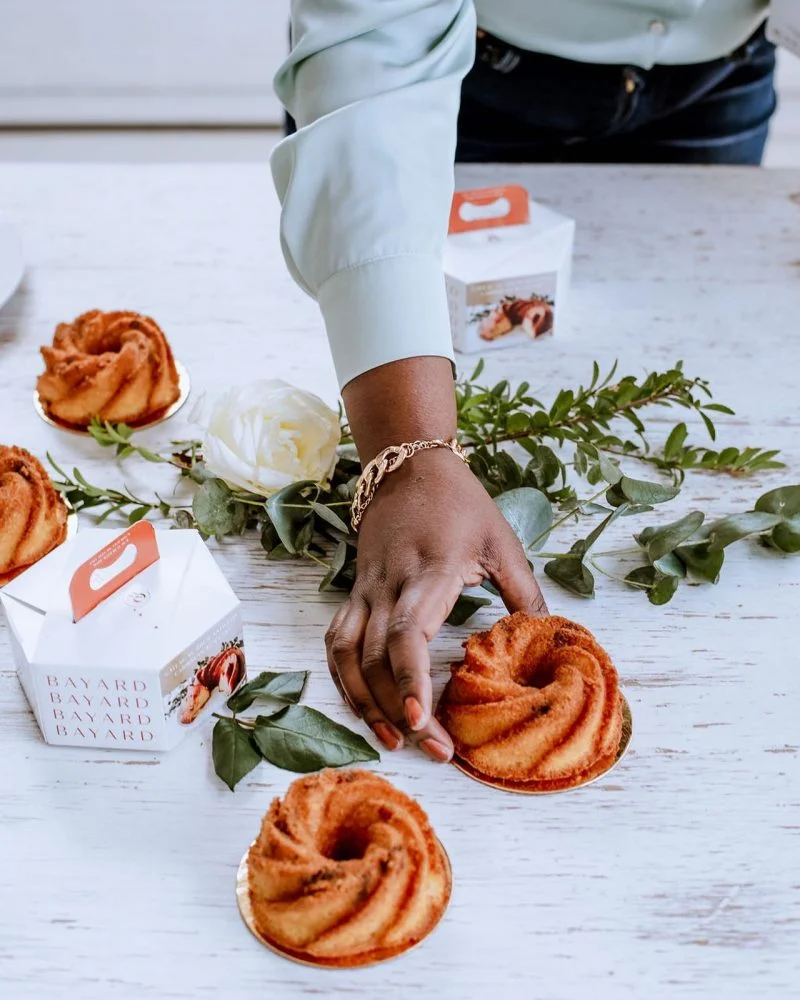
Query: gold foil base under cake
235,836,453,968
33,360,191,435
449,695,633,795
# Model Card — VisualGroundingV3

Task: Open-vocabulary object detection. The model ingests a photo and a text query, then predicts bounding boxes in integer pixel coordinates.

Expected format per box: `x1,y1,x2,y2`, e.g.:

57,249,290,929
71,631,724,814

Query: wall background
0,1,797,164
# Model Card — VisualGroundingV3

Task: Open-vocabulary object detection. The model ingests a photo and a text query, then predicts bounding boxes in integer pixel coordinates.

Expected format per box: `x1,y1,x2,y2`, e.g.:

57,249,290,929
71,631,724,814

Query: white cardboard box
0,521,245,751
444,185,575,354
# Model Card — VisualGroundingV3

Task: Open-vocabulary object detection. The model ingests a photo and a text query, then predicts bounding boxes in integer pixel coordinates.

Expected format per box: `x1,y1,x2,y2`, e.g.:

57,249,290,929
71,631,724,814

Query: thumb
488,535,549,617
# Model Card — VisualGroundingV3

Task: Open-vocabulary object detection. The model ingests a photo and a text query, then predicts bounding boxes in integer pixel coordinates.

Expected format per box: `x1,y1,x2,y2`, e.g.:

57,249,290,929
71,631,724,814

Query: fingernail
404,696,426,731
420,738,452,763
373,722,403,752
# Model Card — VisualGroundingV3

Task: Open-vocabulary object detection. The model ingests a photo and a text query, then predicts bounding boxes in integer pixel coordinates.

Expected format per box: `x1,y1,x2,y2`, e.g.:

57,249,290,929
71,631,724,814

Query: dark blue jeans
457,26,777,165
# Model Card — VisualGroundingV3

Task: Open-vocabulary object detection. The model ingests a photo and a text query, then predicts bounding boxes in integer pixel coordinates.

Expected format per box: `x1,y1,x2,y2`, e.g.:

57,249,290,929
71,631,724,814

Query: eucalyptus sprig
211,669,379,790
51,358,798,615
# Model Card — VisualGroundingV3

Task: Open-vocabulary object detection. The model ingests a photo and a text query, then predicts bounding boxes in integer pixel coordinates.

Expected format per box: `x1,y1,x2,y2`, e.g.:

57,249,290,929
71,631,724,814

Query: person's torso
474,0,769,67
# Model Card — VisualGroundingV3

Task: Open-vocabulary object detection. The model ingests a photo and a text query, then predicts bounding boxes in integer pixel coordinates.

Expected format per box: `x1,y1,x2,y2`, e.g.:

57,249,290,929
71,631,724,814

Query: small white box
444,185,575,354
0,521,245,751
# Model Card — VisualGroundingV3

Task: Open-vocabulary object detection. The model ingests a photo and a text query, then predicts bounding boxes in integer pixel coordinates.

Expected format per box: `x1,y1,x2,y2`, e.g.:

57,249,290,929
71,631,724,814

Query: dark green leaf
469,358,485,381
446,592,493,626
192,478,247,536
521,444,562,490
768,517,800,553
648,573,680,605
309,500,350,534
635,510,705,561
625,566,655,589
212,717,262,791
616,476,680,506
676,543,724,583
252,705,379,772
265,480,317,554
127,505,151,525
754,485,800,519
703,403,735,415
227,670,309,713
319,540,355,592
652,552,686,578
699,410,717,441
495,487,553,552
663,423,688,461
544,557,595,597
706,511,783,551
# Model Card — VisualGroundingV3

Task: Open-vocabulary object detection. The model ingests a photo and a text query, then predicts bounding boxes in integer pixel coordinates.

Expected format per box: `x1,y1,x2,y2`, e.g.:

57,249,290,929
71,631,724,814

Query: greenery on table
211,670,378,791
48,360,798,621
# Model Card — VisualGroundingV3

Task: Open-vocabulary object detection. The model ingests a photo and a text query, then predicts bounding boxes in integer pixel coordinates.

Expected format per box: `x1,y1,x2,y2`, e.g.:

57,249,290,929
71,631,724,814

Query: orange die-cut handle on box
448,184,530,234
69,520,160,623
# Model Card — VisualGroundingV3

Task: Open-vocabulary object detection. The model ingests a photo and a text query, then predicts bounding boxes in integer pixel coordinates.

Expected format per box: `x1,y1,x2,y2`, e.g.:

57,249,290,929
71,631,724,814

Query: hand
325,446,548,761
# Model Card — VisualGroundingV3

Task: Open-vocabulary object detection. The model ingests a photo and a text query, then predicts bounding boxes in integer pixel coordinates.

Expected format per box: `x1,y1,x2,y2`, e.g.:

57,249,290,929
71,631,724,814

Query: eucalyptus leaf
495,487,553,552
544,556,595,597
706,511,783,551
212,717,262,791
446,592,493,626
308,501,350,534
597,453,622,485
319,540,355,592
676,543,724,583
615,476,680,505
768,517,800,554
754,485,800,519
192,478,247,537
266,480,317,554
652,552,686,578
521,444,562,490
252,705,379,772
227,670,309,713
648,573,680,605
635,510,705,561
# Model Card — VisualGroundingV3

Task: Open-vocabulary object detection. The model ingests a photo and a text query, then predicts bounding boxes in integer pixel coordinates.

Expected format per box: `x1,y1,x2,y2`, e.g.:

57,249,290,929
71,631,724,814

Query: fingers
487,530,549,618
363,604,454,760
386,572,464,732
324,597,404,752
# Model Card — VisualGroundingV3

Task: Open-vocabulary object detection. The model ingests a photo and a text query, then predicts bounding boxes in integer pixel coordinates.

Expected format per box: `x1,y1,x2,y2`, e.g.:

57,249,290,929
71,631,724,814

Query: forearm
342,357,457,462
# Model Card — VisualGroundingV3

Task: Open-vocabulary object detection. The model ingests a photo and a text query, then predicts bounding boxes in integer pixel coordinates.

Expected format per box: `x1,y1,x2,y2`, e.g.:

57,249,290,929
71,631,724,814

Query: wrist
342,357,457,462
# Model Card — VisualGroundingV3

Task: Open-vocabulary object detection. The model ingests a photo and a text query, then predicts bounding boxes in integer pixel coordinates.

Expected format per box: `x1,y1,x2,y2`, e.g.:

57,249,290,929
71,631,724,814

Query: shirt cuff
317,255,455,389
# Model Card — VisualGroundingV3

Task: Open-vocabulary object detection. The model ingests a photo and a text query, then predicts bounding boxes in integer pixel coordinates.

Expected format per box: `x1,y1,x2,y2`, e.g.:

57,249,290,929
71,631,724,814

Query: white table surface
0,164,798,1000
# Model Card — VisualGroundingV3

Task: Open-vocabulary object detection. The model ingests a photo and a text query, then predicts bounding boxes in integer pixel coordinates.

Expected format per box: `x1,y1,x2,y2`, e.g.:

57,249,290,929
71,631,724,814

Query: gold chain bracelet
350,438,468,532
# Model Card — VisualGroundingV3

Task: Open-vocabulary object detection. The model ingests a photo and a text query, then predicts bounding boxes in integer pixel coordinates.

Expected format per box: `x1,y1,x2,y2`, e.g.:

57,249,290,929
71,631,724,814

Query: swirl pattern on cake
0,446,68,585
37,309,180,427
244,769,451,966
437,613,624,791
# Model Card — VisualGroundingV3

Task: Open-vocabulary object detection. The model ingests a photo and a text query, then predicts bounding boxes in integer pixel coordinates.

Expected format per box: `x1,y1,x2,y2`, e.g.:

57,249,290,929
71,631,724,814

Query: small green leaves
495,487,553,552
192,478,248,537
227,670,309,713
676,543,724,583
252,706,379,773
754,485,800,518
212,717,263,792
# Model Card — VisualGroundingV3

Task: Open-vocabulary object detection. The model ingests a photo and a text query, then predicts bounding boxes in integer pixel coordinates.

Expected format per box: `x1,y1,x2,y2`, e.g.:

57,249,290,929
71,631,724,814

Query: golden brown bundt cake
437,613,624,792
37,309,180,427
243,769,451,966
0,445,68,585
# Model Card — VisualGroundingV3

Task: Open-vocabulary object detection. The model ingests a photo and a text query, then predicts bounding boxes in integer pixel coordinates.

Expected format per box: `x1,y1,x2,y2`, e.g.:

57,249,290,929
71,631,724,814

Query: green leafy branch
211,669,378,791
52,359,798,617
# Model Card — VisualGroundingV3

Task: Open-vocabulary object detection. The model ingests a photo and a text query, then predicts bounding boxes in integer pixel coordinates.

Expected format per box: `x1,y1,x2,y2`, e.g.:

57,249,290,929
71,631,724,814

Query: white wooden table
1,164,798,1000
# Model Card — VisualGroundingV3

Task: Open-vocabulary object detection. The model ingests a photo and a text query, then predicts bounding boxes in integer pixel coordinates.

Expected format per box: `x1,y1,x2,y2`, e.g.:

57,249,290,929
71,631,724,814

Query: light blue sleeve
270,0,476,389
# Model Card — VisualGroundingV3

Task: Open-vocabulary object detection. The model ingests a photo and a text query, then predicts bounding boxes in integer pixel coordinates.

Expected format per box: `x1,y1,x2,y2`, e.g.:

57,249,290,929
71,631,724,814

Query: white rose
190,379,341,496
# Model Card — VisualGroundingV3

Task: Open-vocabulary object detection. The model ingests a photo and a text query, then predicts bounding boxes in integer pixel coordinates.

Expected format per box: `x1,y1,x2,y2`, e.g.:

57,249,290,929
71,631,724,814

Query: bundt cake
240,769,451,966
437,613,625,792
0,445,68,586
478,296,553,341
36,309,180,427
